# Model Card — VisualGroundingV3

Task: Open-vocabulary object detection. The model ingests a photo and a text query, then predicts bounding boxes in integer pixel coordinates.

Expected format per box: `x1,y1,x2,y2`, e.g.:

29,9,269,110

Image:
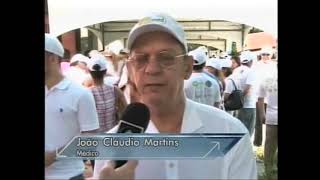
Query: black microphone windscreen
115,102,150,168
118,102,150,133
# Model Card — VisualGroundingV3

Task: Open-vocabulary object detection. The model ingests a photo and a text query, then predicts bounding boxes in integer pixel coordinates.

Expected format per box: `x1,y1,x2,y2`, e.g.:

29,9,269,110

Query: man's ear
183,55,193,80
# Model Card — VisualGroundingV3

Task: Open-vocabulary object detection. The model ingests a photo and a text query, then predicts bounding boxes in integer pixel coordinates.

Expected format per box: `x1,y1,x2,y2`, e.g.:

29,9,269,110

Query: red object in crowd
244,32,277,50
60,62,70,74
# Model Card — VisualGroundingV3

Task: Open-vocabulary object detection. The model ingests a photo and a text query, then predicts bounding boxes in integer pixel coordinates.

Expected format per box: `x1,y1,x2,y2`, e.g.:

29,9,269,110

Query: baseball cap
220,58,232,68
120,48,129,55
260,47,272,55
45,33,64,57
107,40,124,55
70,54,89,64
220,52,229,59
240,51,256,63
88,50,100,58
127,12,187,52
205,58,221,70
88,54,107,71
196,46,208,55
188,49,207,65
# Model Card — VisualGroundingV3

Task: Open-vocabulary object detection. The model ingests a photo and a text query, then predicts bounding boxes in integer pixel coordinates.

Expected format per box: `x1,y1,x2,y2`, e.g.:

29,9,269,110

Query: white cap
45,33,64,57
88,54,107,71
107,40,124,55
70,54,89,64
188,49,207,65
220,52,229,59
88,50,100,57
220,58,232,68
260,47,273,55
196,46,208,54
240,51,256,63
205,58,221,70
120,48,129,54
127,12,187,52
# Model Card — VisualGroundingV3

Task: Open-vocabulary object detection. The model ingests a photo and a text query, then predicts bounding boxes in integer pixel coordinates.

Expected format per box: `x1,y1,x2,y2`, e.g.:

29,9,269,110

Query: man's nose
144,57,162,75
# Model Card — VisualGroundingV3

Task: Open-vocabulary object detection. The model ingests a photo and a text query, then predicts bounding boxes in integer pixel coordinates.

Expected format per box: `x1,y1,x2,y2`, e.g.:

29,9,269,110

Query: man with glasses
252,47,277,147
92,13,257,179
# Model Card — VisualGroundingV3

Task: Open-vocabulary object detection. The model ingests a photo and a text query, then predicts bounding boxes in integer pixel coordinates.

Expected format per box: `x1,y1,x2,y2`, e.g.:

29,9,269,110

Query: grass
255,146,278,180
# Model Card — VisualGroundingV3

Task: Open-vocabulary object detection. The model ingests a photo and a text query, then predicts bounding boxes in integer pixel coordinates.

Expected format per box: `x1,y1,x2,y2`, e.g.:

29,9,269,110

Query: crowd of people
45,12,278,180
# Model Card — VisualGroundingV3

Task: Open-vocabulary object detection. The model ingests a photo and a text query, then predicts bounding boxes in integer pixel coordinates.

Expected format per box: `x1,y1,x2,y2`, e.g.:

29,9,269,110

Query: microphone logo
118,120,145,133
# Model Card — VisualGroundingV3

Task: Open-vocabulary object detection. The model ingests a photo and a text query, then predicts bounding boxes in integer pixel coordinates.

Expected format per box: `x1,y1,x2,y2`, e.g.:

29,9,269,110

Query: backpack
224,78,244,111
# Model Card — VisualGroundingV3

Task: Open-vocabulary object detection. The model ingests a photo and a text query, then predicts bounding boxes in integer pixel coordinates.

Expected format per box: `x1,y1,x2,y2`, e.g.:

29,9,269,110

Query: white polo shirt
45,78,99,179
184,72,221,106
93,99,257,179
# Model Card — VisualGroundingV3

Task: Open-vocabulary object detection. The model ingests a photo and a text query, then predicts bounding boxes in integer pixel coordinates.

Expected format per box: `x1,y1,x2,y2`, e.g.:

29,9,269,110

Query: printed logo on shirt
192,81,199,87
205,80,212,87
264,76,278,93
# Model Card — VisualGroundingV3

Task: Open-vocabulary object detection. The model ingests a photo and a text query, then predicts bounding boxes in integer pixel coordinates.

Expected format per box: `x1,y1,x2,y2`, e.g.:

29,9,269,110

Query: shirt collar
180,99,203,133
56,78,71,90
145,120,159,133
145,99,204,133
46,78,71,91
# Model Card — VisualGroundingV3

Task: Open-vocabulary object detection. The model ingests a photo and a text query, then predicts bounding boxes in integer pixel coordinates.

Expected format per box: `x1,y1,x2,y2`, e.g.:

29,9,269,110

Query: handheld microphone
115,102,150,168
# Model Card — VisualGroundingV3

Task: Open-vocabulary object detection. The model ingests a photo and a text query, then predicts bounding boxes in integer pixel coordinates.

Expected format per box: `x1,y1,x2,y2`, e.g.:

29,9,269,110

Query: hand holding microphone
98,160,138,180
114,102,150,168
95,102,149,179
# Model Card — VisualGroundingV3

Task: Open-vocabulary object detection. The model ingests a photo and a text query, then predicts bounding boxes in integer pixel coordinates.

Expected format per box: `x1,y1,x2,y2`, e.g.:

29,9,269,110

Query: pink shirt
60,62,70,74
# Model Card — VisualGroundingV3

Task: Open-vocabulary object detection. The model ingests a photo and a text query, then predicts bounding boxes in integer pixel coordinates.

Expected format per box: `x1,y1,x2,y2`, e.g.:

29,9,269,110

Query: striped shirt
90,84,117,132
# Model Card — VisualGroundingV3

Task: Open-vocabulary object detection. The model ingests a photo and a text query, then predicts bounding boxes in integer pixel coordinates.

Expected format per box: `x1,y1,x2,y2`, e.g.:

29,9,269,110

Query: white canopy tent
47,0,277,38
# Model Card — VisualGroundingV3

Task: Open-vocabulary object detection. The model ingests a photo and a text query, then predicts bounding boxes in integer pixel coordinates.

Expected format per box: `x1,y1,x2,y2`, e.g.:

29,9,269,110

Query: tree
249,27,263,34
231,42,240,56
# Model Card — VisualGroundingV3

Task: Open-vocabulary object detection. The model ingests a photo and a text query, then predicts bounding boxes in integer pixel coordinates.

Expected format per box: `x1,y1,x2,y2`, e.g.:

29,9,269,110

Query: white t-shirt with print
184,72,221,106
258,72,278,125
252,60,277,103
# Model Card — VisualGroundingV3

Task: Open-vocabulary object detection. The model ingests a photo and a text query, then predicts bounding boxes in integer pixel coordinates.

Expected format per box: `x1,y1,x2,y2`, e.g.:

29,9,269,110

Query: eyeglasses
261,53,270,56
127,50,186,69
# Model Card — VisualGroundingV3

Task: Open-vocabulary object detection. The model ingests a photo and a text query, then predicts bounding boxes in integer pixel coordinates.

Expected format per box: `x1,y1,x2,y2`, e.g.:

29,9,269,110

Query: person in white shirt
92,12,257,180
204,57,224,97
64,53,90,85
221,58,241,116
234,51,257,136
204,58,224,110
184,49,221,108
101,48,126,79
257,65,278,179
45,34,100,180
230,56,241,72
252,47,277,146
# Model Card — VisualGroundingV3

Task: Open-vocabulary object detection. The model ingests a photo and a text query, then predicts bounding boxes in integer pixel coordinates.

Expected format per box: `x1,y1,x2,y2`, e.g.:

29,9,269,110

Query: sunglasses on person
261,53,270,56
